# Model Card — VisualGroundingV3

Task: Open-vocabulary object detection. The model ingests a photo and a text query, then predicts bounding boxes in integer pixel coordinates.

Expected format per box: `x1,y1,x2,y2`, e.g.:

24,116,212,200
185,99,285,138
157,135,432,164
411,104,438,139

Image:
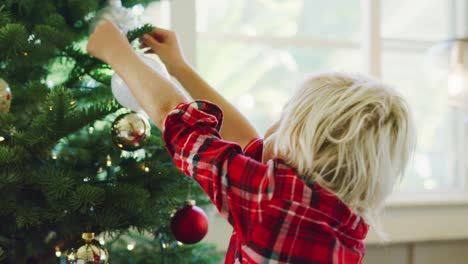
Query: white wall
365,241,468,264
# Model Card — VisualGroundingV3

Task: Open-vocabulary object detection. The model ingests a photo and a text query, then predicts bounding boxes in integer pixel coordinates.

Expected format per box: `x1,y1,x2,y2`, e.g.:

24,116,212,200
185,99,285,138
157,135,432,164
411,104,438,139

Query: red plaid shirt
163,101,369,264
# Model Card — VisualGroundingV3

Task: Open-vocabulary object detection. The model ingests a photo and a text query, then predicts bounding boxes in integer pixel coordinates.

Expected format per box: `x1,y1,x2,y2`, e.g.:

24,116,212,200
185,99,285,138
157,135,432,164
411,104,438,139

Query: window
196,0,362,132
381,0,454,192
165,0,466,193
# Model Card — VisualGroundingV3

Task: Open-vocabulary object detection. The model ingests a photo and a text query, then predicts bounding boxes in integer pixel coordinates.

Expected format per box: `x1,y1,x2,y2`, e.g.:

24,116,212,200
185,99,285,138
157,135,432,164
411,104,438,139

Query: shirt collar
272,158,369,242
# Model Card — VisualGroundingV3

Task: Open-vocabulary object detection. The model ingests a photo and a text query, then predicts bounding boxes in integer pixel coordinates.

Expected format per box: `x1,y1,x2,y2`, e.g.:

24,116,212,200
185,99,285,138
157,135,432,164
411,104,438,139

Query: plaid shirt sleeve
163,101,275,238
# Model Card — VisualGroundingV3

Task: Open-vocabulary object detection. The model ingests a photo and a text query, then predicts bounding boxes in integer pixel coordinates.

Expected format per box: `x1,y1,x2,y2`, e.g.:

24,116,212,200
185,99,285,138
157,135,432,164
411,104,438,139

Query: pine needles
0,1,221,263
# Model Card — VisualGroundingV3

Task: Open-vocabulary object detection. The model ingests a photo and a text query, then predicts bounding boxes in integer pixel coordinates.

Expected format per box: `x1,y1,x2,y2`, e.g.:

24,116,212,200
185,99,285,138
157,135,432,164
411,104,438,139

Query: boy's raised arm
87,22,188,129
140,28,259,149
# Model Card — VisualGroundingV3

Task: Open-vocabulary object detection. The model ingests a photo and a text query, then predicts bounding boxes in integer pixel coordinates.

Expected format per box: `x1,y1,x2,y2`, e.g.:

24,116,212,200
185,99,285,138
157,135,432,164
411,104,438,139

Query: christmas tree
0,1,221,263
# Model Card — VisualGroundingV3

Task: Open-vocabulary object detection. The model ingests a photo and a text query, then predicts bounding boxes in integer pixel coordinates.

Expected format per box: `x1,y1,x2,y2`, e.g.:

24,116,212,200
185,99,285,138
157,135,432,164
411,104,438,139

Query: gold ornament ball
65,233,109,264
112,112,151,151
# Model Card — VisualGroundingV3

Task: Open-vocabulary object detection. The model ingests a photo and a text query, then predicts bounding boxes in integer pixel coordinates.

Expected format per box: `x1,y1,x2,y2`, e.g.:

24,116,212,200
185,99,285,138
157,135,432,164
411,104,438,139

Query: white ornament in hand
89,0,137,35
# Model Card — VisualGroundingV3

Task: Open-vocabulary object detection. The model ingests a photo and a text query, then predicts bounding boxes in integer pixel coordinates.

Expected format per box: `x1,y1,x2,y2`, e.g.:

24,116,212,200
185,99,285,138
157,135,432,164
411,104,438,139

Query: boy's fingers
151,27,171,35
142,34,162,49
148,28,171,42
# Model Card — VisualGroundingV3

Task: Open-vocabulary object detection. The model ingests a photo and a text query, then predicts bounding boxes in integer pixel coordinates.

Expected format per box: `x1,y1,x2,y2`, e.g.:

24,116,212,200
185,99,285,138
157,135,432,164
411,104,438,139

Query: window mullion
197,32,359,49
453,0,468,37
361,0,381,77
456,0,468,191
170,0,197,66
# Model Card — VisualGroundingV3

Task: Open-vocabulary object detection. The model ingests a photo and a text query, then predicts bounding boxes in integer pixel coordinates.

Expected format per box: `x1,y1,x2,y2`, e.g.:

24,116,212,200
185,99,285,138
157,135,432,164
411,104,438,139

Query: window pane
197,0,361,41
382,0,451,41
197,39,361,134
141,1,171,28
382,0,457,192
382,49,461,192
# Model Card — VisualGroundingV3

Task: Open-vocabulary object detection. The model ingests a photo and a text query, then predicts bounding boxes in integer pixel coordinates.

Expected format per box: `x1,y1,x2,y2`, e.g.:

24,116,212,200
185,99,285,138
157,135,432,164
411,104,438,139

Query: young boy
87,22,415,263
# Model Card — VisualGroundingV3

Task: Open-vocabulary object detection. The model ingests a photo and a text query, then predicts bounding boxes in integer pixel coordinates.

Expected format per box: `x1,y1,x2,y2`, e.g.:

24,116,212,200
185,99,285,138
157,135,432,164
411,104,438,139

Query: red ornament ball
170,200,209,244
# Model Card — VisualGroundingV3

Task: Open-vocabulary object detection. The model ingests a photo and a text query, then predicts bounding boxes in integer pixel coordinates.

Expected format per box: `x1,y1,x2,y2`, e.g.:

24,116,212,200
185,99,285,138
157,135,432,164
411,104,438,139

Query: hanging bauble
111,54,170,112
0,78,12,113
170,200,209,244
89,0,137,35
60,233,109,264
111,112,151,151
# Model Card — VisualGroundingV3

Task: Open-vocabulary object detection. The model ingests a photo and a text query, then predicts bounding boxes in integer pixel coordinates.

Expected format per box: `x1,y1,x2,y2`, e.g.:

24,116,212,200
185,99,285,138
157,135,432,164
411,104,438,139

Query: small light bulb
106,155,112,167
0,136,5,142
55,250,62,257
127,242,136,251
51,154,57,160
99,237,105,245
144,166,150,172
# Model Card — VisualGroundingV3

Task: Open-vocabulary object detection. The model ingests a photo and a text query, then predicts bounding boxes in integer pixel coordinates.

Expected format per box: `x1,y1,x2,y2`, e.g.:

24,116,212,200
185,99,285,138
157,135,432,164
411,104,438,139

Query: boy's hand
87,21,132,64
140,28,188,76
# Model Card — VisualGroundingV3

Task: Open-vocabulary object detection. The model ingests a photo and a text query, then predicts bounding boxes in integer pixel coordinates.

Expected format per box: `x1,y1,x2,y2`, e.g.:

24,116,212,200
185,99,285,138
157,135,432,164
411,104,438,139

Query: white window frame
168,0,468,246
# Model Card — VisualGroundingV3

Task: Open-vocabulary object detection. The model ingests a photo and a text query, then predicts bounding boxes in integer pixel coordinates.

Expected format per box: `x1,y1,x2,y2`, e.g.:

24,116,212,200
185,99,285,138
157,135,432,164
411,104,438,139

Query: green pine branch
25,88,120,153
0,5,12,26
127,23,155,43
34,24,70,49
0,146,28,166
0,23,28,59
70,185,105,211
0,0,222,262
36,166,75,202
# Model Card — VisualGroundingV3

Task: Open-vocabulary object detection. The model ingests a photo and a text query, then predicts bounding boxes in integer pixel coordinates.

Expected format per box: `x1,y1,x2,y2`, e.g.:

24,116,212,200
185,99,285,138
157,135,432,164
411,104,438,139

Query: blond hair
271,72,415,233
